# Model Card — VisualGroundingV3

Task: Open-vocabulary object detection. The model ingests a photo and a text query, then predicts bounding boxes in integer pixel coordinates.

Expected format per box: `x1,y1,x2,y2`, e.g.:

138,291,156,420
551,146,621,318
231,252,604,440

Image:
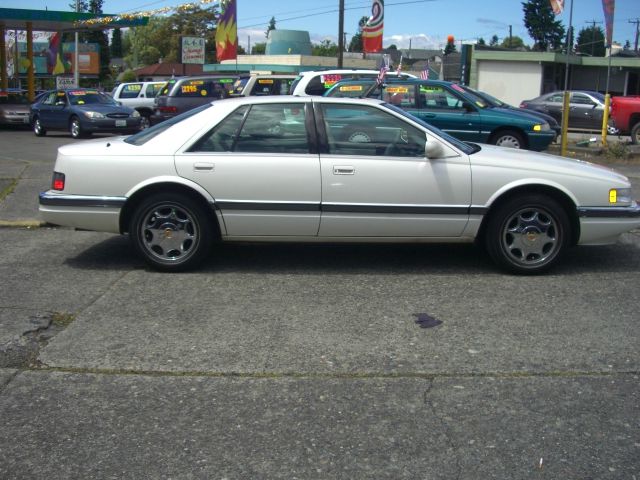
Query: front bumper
578,203,640,245
527,131,556,151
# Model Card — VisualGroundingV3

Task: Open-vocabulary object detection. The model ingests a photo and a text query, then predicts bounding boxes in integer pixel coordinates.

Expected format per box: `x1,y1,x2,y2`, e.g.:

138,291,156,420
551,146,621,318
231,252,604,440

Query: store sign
181,36,205,64
56,76,77,89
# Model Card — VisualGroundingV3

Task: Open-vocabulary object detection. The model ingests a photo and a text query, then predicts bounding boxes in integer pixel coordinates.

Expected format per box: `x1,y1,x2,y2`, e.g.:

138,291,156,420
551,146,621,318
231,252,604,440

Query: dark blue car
31,89,142,139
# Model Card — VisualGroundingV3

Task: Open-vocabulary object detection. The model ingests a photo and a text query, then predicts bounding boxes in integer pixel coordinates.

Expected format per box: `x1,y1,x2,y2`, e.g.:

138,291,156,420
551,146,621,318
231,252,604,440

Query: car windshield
463,86,510,108
0,93,30,104
68,90,116,106
125,103,214,145
590,92,605,102
383,102,478,155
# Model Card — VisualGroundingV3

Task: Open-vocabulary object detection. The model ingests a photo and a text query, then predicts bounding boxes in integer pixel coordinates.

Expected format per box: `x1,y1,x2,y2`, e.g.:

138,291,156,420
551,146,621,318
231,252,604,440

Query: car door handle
193,162,214,171
422,113,436,118
333,165,355,175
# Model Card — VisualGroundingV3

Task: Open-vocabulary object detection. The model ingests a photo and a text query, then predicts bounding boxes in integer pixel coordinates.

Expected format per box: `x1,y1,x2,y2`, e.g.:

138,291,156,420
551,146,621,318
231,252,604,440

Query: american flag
377,65,389,85
420,61,430,80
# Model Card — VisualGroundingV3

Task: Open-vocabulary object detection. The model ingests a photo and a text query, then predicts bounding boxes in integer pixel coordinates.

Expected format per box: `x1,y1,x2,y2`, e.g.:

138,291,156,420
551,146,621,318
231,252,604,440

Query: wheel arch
488,127,529,149
476,183,580,247
119,180,222,238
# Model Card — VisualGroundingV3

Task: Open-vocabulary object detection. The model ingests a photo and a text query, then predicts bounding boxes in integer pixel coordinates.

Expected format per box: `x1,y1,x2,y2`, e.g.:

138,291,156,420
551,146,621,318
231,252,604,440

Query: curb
0,220,45,228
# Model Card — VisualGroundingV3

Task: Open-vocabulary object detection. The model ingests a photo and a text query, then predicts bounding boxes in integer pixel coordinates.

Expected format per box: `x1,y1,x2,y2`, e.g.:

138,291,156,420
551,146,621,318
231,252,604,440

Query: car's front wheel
129,193,215,272
69,116,86,139
484,194,570,274
491,130,525,149
33,116,46,137
139,114,151,130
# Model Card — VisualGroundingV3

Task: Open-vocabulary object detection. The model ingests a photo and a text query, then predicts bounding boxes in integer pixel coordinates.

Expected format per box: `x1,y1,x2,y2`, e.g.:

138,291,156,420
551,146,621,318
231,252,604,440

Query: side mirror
425,140,444,159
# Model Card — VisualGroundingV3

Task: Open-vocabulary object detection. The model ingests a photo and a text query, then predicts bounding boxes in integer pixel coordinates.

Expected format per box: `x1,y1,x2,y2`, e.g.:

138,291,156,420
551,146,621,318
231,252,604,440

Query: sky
4,0,639,50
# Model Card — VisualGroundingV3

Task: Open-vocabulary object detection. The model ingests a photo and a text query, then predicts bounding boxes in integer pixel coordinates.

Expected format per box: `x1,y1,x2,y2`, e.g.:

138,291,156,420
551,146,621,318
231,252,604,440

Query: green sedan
325,78,555,151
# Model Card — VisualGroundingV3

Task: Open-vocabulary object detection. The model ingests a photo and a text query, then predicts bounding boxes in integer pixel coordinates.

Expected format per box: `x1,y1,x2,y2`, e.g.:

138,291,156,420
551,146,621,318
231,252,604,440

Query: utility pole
338,0,345,67
508,25,512,48
585,20,603,56
630,18,640,52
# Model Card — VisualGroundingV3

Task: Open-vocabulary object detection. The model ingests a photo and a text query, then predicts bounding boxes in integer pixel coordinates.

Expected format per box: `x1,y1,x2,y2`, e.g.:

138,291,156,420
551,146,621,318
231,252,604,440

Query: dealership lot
1,128,639,478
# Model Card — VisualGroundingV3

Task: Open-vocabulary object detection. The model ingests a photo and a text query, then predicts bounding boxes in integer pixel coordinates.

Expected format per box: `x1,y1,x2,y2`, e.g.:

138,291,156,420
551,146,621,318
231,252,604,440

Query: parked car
459,85,561,141
325,78,555,151
289,69,416,96
111,81,166,129
230,74,297,96
39,96,640,274
151,75,240,124
30,89,142,138
519,90,617,134
609,96,640,144
0,89,31,127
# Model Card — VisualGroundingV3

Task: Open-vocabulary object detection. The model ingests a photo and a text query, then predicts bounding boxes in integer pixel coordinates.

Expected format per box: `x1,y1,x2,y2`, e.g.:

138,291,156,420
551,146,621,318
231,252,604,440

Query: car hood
470,143,629,185
73,104,134,114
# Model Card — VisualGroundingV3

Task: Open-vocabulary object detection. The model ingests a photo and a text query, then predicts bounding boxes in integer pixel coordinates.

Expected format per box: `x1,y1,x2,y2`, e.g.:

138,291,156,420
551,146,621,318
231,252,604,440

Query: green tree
444,37,457,55
477,37,486,46
120,69,137,82
252,43,266,54
501,35,526,49
110,28,123,58
348,16,368,53
522,0,565,51
576,25,606,56
313,39,339,57
489,34,499,46
623,40,631,50
266,16,276,38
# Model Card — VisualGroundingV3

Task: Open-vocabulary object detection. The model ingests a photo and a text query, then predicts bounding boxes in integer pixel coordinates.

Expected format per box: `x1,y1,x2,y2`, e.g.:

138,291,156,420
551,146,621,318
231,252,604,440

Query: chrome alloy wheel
501,207,559,267
140,202,199,264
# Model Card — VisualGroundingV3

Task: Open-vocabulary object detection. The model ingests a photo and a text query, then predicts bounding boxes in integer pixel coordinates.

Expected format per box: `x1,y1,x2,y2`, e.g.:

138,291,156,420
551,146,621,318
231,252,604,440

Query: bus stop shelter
0,7,148,99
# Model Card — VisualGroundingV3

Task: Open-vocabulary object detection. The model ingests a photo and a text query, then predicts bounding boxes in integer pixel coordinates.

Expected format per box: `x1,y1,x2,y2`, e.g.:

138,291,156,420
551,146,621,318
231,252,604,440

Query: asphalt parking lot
1,127,639,479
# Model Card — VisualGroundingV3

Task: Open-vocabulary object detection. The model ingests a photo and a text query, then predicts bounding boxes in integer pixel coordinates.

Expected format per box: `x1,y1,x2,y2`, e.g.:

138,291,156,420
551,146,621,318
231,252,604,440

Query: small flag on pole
420,61,430,80
377,64,389,85
549,0,564,15
396,55,403,75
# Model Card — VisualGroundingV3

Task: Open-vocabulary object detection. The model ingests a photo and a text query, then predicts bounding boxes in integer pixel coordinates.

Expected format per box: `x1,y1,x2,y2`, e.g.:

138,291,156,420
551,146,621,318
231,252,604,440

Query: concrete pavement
1,128,639,479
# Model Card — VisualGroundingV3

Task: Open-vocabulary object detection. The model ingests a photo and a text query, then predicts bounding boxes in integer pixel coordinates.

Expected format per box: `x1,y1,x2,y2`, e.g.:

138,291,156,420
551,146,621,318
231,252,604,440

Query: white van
289,69,416,96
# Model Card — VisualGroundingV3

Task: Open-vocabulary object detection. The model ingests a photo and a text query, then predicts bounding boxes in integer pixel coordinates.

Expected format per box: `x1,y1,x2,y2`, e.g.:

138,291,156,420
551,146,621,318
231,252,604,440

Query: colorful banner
602,0,615,46
215,0,237,62
47,32,66,75
363,0,384,53
549,0,564,15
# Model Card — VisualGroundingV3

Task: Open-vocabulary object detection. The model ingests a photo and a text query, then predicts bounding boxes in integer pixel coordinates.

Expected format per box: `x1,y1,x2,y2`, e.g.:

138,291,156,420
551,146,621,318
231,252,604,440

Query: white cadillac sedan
39,96,640,274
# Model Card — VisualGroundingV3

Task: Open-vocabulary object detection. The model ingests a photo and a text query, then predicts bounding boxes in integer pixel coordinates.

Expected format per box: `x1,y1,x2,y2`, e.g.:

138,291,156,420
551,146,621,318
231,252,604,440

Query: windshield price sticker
258,79,274,84
340,85,363,92
420,86,444,93
322,74,343,87
387,87,409,94
125,84,142,92
181,85,199,94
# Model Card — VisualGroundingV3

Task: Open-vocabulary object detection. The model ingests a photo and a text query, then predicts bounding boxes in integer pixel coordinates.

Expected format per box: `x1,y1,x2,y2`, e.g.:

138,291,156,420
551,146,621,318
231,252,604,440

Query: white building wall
476,60,543,106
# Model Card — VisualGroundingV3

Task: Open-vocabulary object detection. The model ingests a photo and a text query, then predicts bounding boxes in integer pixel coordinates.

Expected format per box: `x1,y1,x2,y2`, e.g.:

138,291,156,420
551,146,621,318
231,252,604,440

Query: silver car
39,96,640,274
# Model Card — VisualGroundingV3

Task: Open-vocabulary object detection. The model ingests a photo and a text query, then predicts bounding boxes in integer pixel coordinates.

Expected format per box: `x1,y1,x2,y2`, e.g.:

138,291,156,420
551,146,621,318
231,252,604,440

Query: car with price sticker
151,75,240,125
325,78,555,151
0,89,31,127
30,88,142,139
111,81,166,129
230,74,297,97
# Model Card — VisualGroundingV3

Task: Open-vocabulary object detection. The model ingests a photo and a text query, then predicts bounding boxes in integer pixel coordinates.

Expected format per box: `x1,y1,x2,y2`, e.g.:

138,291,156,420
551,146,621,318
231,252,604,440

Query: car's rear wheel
491,130,525,149
70,116,86,139
33,117,46,137
484,194,570,274
129,193,214,272
631,122,640,145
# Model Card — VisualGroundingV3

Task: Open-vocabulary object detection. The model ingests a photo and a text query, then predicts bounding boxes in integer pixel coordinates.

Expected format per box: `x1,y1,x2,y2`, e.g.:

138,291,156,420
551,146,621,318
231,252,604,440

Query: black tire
631,122,640,145
139,114,151,130
129,193,215,272
484,194,570,274
491,130,525,149
70,116,86,139
343,128,374,143
33,116,46,137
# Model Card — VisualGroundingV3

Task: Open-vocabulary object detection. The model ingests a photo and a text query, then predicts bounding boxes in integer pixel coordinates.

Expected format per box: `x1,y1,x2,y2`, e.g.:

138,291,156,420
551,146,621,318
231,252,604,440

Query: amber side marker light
52,172,65,191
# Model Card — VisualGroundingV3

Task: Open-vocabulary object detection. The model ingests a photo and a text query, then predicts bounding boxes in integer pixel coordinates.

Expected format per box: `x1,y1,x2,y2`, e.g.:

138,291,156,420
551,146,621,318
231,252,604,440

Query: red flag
216,0,238,62
363,0,384,53
602,0,615,46
549,0,564,15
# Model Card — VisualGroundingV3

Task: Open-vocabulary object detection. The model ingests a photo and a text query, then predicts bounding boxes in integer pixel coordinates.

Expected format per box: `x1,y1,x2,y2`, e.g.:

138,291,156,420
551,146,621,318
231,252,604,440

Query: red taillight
52,172,65,191
158,106,178,113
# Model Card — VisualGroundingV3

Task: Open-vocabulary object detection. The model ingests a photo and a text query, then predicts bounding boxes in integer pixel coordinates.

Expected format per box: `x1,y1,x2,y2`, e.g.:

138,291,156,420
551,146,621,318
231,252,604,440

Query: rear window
125,103,213,146
176,78,235,98
250,78,294,96
118,84,143,99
